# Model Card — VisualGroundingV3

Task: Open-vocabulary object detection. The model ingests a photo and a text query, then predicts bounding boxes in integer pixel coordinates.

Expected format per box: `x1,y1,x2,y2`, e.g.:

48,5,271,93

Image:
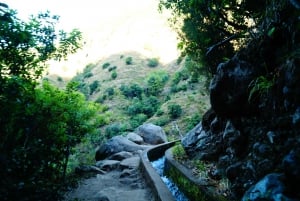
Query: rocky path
64,167,155,201
64,124,168,201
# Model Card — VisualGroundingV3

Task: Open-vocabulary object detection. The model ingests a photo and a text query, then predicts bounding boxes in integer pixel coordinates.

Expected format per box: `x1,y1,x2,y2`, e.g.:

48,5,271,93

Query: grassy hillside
47,51,210,140
45,51,210,170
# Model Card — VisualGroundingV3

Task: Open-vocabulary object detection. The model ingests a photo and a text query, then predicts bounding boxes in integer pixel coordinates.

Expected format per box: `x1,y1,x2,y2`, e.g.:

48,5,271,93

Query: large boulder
242,173,296,201
210,56,259,117
95,136,149,161
126,132,144,144
135,123,167,145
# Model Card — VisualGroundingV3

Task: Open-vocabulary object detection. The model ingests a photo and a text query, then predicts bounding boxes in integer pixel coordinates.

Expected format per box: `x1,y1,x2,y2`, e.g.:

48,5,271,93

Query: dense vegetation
0,3,103,200
160,0,300,200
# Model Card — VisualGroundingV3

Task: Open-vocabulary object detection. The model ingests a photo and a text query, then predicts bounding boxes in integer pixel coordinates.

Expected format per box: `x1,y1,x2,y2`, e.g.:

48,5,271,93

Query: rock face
95,136,149,161
135,123,167,145
210,56,260,117
182,4,300,199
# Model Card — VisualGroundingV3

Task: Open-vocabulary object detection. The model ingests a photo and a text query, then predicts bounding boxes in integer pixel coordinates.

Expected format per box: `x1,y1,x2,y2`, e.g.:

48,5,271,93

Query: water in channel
151,157,189,201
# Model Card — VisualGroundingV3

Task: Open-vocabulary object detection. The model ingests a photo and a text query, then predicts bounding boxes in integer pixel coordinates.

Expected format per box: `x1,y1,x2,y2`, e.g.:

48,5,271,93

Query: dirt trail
63,168,155,201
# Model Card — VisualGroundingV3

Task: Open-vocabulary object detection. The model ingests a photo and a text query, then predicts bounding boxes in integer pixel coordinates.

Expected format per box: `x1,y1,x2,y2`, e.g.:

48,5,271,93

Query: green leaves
248,76,274,102
0,6,82,80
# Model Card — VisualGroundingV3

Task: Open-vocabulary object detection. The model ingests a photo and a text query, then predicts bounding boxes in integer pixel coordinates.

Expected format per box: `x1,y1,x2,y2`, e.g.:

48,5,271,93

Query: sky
4,0,179,77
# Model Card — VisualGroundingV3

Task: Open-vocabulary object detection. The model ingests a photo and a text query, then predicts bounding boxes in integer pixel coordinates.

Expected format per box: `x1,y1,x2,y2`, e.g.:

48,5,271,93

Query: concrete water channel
151,156,189,201
140,140,228,201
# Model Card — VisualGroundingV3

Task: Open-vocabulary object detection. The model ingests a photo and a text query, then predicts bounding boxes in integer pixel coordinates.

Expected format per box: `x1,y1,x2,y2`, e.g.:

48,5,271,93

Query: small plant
125,56,133,65
57,76,63,82
105,123,127,138
172,144,188,161
248,75,274,102
83,71,93,78
89,80,100,95
153,116,170,126
105,87,115,96
111,70,117,79
102,62,110,69
108,66,117,72
147,58,159,67
168,103,182,119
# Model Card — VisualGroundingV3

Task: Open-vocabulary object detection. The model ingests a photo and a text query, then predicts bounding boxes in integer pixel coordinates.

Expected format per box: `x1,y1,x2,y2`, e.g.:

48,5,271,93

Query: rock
182,123,222,160
95,194,110,201
292,107,300,127
120,156,140,170
201,108,216,131
95,160,120,171
242,173,296,201
209,56,259,117
181,122,202,156
282,149,300,184
75,165,106,175
108,151,133,161
95,136,149,161
135,123,167,145
126,132,144,144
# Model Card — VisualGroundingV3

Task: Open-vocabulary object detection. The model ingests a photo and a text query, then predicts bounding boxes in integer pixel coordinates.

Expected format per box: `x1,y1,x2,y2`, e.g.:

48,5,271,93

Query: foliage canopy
159,0,266,74
0,3,99,200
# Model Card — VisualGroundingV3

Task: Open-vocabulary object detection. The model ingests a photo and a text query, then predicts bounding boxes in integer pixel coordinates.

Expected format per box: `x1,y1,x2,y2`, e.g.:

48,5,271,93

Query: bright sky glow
4,0,179,78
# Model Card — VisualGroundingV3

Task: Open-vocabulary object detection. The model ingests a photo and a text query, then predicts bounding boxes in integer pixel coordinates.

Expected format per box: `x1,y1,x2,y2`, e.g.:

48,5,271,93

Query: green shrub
126,96,160,117
89,80,100,95
156,109,164,116
129,114,148,129
111,70,117,79
153,116,170,126
57,76,63,82
186,113,201,130
105,123,126,138
102,62,110,69
119,83,143,99
125,56,133,65
84,71,93,78
108,66,117,72
105,87,115,96
172,72,182,85
168,103,182,119
147,58,159,67
145,70,169,96
96,94,107,103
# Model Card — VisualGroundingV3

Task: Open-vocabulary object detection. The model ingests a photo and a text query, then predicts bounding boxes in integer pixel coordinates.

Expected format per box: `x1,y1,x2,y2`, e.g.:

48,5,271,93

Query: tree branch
206,34,239,56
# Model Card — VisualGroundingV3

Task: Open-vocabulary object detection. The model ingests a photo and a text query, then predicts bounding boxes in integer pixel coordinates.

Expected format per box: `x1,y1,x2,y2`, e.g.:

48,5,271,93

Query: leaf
267,27,276,37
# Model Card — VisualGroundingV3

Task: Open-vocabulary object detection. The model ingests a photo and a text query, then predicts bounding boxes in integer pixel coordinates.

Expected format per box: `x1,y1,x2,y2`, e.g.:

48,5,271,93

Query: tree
0,3,98,200
159,0,266,74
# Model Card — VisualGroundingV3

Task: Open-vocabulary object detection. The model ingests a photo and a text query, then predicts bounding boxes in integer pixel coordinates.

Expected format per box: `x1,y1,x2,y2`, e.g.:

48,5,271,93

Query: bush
89,80,100,95
105,123,127,138
119,83,143,99
84,71,93,78
108,66,117,72
172,72,182,85
125,56,133,65
153,116,170,126
145,70,169,96
102,62,110,69
96,94,107,103
126,96,160,117
111,71,117,79
105,87,115,96
57,76,63,82
168,103,182,119
129,114,148,129
147,58,159,67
